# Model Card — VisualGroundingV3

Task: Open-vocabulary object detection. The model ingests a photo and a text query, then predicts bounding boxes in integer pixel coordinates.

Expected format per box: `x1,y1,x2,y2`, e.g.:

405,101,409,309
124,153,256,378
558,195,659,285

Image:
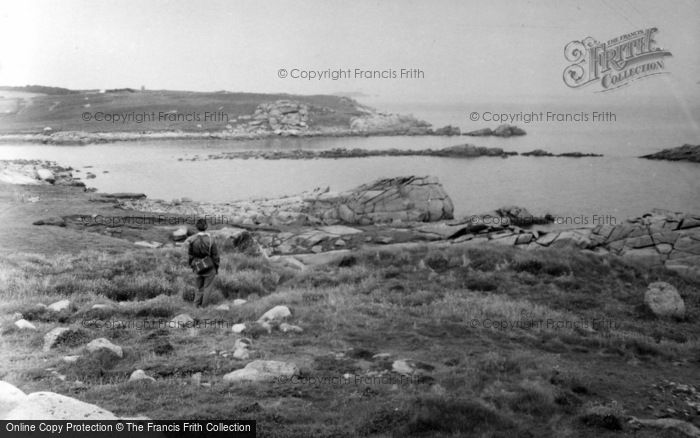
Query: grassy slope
0,88,367,134
1,227,699,437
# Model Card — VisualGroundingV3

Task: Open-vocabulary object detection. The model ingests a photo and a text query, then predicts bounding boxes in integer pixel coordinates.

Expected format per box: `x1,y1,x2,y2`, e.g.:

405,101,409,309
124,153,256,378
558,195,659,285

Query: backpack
191,235,214,274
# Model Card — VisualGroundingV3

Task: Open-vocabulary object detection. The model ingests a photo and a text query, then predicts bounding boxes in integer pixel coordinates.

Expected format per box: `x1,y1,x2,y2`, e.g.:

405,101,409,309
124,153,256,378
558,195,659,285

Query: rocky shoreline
5,159,697,281
640,144,700,163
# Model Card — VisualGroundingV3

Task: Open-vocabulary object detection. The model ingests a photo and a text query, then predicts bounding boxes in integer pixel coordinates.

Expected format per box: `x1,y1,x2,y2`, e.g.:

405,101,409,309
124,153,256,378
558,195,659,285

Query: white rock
169,313,195,328
279,323,303,333
62,355,80,364
91,304,111,310
392,359,416,375
372,353,392,360
233,299,247,306
129,369,155,382
644,281,685,318
257,305,291,323
232,323,246,334
215,304,230,311
47,299,70,312
0,381,28,419
14,319,36,330
3,391,119,420
86,338,123,358
36,169,55,183
222,360,299,383
233,348,250,360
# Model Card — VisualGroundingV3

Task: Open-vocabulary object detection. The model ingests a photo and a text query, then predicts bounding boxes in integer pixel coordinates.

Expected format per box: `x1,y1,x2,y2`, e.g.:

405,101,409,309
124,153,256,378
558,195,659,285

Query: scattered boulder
172,226,190,242
36,169,55,183
86,338,123,358
129,369,155,382
644,282,685,319
232,323,246,334
215,304,230,311
279,323,303,333
14,319,36,330
47,299,70,312
233,299,247,306
257,305,291,323
222,360,299,383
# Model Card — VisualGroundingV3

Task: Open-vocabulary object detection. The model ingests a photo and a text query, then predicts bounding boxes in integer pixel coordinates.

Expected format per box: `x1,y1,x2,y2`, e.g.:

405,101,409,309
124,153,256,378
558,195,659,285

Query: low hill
0,87,386,134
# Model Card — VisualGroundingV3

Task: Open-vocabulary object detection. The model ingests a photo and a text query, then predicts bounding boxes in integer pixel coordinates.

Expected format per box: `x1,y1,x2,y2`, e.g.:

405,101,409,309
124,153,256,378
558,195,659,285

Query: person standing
188,218,220,307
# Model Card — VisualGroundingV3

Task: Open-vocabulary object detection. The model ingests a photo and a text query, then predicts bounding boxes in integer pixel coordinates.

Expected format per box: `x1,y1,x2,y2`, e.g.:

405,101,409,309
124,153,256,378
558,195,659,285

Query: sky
0,0,699,107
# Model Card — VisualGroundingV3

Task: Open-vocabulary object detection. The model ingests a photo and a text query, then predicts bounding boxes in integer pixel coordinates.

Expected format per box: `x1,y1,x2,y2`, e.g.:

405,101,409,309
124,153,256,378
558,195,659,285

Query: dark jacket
188,233,220,274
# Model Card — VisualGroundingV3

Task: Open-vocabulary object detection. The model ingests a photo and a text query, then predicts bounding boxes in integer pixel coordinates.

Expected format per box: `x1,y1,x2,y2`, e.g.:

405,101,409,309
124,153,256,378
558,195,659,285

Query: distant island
0,85,474,144
640,144,700,163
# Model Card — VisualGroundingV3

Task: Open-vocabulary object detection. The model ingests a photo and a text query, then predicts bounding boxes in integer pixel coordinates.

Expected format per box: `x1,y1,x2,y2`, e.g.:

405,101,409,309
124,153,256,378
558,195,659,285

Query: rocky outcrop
120,175,454,227
641,144,700,163
465,124,526,137
247,100,310,133
305,176,454,225
418,207,700,281
0,160,85,187
349,113,431,135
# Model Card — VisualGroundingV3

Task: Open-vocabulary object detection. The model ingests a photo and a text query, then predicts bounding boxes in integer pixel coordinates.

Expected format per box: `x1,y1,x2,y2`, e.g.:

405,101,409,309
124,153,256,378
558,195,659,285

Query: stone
211,228,264,257
170,313,195,328
515,233,534,245
392,359,416,375
172,226,189,242
14,319,36,330
134,241,162,249
0,381,28,419
233,348,250,360
257,305,291,323
311,245,323,253
222,360,299,383
129,369,155,382
644,281,685,318
656,243,673,254
279,323,303,333
334,239,346,247
233,299,247,306
3,391,119,420
318,225,363,235
47,299,70,312
535,232,559,246
215,304,230,311
86,338,123,358
62,355,80,364
549,230,592,249
232,324,246,334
